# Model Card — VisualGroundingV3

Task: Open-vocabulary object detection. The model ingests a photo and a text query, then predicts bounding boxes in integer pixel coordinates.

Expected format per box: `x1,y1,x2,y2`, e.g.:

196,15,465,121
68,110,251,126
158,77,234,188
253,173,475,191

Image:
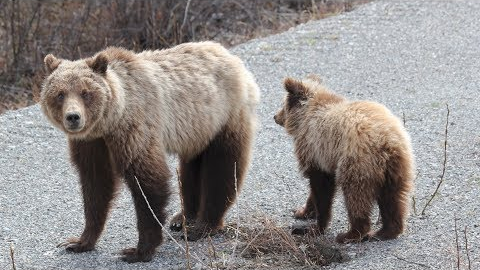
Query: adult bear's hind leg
170,155,202,231
188,117,254,241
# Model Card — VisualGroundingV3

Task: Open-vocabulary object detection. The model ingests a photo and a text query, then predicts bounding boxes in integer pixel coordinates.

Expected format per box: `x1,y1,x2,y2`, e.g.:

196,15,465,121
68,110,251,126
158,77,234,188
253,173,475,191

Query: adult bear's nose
65,112,81,124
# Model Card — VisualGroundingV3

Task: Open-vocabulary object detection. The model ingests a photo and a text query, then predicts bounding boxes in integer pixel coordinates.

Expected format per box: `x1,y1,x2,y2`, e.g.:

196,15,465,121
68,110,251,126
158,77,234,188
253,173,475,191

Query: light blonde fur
41,42,259,161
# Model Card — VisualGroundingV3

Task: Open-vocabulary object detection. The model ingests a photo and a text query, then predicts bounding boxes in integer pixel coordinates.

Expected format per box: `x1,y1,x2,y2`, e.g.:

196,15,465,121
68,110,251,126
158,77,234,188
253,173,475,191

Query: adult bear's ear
86,53,108,75
44,54,62,74
284,77,307,97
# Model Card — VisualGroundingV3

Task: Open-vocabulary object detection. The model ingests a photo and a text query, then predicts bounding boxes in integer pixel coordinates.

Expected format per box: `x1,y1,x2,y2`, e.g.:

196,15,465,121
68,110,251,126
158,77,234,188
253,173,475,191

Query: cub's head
274,77,314,133
274,75,343,134
40,53,111,139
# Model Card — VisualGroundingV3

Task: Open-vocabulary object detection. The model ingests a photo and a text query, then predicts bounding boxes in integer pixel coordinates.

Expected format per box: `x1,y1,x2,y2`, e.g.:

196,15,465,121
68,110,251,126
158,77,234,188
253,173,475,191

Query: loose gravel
1,1,479,269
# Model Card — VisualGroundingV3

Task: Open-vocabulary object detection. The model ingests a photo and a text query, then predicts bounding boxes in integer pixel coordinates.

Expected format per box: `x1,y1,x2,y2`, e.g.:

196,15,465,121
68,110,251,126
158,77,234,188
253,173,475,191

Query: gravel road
1,0,479,269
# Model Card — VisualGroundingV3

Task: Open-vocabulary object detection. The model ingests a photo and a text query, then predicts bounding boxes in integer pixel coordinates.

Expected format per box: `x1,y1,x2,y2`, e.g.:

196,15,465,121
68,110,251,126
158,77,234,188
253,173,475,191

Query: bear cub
40,42,259,262
274,76,414,243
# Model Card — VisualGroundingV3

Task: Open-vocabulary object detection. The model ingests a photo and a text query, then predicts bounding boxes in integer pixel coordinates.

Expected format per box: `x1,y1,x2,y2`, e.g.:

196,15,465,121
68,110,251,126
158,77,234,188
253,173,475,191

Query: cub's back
306,100,410,173
335,101,411,170
340,101,409,149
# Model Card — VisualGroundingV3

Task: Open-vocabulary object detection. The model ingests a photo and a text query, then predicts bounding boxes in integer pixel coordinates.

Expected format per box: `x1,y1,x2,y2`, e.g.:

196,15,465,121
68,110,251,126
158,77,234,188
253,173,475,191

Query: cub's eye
57,93,65,101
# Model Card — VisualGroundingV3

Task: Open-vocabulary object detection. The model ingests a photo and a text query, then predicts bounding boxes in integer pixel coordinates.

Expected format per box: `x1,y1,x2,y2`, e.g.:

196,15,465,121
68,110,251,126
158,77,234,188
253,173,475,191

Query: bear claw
57,237,94,253
169,212,194,232
293,206,316,220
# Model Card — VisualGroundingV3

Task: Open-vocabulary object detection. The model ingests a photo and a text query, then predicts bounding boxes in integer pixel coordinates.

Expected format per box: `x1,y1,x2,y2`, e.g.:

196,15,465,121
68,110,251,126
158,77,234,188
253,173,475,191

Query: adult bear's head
40,53,112,139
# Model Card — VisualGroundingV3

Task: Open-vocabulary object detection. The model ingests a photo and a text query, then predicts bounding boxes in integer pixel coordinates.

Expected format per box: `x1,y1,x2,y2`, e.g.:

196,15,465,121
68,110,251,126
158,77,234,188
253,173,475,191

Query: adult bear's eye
57,93,64,101
81,90,89,100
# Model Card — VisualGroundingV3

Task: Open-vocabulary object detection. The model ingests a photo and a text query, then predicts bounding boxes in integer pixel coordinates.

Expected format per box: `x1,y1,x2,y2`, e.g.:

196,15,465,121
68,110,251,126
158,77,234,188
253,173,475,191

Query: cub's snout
274,109,285,126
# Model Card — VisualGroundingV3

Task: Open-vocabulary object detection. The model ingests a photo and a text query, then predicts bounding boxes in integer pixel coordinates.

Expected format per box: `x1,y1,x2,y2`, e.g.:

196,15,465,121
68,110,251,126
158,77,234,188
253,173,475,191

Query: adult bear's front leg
59,138,119,252
121,143,171,263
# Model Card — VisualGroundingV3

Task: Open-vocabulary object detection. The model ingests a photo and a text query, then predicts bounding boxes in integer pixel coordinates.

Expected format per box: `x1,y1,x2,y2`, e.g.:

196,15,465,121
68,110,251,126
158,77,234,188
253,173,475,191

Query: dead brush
0,0,371,114
224,218,347,267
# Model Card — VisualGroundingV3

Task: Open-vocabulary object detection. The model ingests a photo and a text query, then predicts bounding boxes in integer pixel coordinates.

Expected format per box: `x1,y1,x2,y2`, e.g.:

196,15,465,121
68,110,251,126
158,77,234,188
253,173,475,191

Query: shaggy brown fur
40,42,259,262
274,76,414,243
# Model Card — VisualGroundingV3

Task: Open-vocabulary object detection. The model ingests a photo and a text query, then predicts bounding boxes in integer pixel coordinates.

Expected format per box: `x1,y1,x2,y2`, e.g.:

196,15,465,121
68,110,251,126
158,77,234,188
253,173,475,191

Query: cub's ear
44,54,62,74
86,53,108,75
284,77,307,96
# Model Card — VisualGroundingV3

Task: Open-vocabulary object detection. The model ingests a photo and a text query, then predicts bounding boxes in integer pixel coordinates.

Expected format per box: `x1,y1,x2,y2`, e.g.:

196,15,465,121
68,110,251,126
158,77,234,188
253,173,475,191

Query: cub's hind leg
335,163,377,243
373,158,413,241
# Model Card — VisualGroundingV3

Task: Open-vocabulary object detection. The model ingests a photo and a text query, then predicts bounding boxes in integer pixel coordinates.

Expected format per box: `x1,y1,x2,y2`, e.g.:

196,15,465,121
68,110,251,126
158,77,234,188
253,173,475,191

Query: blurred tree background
0,0,367,114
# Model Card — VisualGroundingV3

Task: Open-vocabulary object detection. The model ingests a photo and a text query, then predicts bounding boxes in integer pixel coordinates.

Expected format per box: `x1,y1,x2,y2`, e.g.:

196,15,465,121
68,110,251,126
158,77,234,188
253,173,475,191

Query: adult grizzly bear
274,76,414,243
40,42,259,262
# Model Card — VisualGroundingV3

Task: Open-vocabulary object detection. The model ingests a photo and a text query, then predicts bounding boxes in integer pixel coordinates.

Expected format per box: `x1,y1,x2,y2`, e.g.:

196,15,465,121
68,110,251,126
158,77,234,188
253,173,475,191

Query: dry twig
392,254,431,269
239,225,266,257
207,236,219,270
421,104,449,215
412,171,420,216
181,0,192,30
176,168,191,270
454,215,460,270
464,226,471,270
10,244,16,270
227,162,240,269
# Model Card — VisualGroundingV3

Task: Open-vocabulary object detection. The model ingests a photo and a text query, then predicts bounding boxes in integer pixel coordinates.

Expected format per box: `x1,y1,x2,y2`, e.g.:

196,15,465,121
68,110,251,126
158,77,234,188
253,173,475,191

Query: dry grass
0,0,370,114
224,218,348,268
135,166,347,268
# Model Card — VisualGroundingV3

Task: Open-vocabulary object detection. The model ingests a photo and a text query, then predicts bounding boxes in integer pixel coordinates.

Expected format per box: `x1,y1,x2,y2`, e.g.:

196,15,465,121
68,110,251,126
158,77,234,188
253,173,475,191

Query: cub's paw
169,212,194,232
120,247,154,263
57,237,94,253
